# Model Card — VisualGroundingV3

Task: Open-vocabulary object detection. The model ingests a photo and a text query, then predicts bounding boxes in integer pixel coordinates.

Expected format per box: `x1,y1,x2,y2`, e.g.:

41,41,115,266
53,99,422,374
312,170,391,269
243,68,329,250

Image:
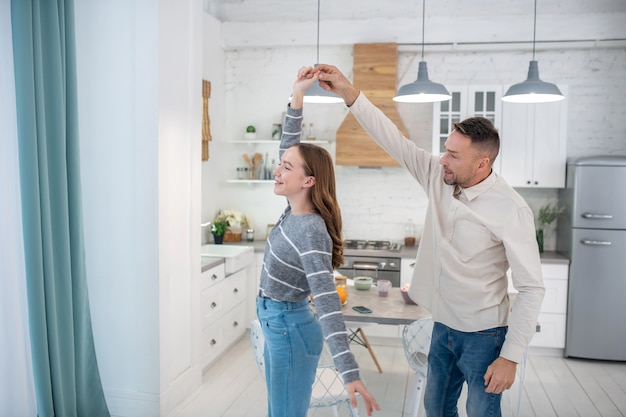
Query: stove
344,239,402,252
338,239,402,287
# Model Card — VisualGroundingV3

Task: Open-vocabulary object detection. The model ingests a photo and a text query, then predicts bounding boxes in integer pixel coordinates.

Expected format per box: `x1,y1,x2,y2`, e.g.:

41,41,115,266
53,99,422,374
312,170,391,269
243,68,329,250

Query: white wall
204,13,626,249
75,1,202,415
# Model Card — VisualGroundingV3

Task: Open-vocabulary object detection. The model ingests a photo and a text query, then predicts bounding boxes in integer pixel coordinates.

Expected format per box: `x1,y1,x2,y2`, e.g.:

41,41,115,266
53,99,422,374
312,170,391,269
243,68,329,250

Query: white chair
250,320,360,417
401,317,434,417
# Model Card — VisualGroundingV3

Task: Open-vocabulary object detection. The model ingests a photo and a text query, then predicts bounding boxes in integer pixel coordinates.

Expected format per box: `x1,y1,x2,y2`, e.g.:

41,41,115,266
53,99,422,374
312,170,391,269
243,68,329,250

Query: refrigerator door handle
580,239,612,246
581,212,613,219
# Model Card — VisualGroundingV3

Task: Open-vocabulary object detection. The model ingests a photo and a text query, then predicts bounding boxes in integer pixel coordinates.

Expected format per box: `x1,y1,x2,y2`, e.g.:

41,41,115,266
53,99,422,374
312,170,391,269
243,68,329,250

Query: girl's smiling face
273,146,315,198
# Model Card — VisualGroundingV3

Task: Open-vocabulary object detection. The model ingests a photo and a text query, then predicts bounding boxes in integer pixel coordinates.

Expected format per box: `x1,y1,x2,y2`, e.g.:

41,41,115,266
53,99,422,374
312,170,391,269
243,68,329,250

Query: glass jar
404,221,416,247
335,276,347,289
246,229,255,242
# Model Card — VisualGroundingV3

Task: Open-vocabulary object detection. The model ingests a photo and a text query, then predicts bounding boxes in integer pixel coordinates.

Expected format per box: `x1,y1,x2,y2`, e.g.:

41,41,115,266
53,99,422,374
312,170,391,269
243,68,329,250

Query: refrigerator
557,155,626,361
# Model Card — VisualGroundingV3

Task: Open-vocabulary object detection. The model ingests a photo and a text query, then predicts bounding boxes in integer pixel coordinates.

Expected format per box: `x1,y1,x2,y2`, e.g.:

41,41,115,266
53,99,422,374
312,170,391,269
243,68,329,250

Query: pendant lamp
393,0,451,103
298,0,343,104
502,0,564,103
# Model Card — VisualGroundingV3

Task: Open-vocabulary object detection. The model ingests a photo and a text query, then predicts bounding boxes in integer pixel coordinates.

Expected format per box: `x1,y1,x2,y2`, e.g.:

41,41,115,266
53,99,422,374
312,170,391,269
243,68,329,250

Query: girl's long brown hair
296,143,344,269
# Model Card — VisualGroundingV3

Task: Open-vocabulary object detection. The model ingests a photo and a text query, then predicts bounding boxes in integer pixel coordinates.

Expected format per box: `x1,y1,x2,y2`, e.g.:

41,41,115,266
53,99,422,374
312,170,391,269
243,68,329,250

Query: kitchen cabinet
508,261,569,349
499,88,568,188
200,245,255,370
432,85,503,173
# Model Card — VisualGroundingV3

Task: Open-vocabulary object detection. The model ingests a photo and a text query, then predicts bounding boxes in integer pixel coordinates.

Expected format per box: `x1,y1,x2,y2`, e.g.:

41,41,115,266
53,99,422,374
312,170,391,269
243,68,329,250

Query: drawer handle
536,324,541,333
233,321,239,327
210,302,217,309
233,288,239,294
210,339,217,346
211,274,218,280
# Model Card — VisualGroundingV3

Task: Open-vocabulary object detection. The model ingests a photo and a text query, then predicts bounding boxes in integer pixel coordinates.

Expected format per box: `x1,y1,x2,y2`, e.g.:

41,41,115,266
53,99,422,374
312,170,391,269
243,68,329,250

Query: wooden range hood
336,43,409,167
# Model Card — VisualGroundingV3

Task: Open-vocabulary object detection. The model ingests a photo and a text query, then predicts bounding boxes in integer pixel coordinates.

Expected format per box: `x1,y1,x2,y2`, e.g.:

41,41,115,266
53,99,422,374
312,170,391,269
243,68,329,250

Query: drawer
541,278,568,314
221,268,247,313
201,264,225,289
222,304,247,346
201,320,223,368
201,287,223,328
541,263,568,281
529,313,566,348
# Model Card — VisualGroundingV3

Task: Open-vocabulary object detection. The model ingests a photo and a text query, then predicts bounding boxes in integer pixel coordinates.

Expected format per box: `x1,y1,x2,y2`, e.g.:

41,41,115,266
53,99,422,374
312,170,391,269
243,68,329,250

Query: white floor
168,332,626,417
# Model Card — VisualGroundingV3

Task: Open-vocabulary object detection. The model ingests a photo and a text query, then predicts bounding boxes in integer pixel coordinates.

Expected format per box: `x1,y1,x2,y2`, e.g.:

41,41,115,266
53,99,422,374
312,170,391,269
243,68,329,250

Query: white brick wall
204,38,626,249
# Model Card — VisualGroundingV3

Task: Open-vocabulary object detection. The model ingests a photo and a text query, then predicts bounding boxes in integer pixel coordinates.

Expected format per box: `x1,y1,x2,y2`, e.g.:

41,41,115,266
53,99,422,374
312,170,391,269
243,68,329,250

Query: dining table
338,285,432,374
341,285,431,325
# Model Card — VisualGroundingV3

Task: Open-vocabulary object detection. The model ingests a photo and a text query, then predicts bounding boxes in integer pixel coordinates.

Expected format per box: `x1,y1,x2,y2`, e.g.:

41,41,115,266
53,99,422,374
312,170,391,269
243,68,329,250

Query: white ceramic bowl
353,276,373,290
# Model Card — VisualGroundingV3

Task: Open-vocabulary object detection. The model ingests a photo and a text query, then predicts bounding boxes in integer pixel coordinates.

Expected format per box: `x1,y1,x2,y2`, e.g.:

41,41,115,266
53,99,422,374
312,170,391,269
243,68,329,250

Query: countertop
201,256,223,272
208,240,570,265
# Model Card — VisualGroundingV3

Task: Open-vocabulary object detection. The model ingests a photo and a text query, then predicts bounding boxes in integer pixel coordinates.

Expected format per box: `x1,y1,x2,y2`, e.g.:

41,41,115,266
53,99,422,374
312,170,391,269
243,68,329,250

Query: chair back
402,317,434,375
250,320,266,378
249,320,357,413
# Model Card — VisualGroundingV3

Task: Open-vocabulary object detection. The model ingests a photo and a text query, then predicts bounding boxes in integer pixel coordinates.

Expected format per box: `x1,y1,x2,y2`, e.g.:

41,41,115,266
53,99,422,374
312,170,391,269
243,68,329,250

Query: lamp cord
316,0,320,64
532,0,537,60
421,0,426,60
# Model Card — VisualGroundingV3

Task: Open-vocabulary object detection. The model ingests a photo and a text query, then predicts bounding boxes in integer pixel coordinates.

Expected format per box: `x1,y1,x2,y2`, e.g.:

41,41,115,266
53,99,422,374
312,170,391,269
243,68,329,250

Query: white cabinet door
500,87,567,188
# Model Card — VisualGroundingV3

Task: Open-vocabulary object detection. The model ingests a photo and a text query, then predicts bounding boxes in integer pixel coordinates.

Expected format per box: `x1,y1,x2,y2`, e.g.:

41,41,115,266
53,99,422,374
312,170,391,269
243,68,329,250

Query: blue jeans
424,322,507,417
256,296,323,417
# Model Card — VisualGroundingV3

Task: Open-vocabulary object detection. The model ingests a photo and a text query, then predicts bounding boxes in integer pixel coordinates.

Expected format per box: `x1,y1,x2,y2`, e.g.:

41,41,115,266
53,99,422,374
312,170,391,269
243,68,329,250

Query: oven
336,240,402,287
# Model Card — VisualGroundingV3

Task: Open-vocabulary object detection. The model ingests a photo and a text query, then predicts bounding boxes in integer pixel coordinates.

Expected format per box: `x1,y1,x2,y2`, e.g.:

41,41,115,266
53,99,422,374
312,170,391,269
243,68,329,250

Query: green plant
246,125,256,133
211,221,228,236
537,203,565,230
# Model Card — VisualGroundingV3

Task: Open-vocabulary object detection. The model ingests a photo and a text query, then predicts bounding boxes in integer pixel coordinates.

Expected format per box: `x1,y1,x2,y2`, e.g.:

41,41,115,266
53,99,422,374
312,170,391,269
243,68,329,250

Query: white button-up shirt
350,94,544,363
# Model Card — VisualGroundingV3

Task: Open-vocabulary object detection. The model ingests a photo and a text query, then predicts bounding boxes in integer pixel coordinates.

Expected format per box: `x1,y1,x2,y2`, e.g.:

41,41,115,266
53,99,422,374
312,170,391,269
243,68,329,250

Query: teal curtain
11,1,109,416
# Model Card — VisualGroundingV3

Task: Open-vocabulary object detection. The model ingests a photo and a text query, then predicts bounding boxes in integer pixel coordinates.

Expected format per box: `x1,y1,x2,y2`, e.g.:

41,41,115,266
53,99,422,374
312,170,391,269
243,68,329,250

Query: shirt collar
457,171,497,201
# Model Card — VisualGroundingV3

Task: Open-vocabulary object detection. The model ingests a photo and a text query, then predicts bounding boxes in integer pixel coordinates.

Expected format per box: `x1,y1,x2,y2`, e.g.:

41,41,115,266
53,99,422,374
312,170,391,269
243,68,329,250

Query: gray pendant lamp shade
393,0,451,103
502,0,563,103
393,61,452,103
502,60,564,103
295,0,343,104
303,70,344,103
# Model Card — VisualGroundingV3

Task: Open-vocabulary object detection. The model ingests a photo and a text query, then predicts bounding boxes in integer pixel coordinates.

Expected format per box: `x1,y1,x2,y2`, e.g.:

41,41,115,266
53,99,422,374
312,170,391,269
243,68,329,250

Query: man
313,64,544,417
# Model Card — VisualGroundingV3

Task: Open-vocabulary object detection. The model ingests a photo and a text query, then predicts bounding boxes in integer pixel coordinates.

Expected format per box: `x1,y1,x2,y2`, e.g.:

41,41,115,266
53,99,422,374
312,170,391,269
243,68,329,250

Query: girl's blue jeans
424,322,507,417
256,296,323,417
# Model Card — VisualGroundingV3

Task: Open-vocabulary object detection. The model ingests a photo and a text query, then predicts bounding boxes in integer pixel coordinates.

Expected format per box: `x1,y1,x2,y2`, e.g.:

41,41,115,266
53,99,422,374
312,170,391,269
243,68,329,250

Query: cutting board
336,43,409,167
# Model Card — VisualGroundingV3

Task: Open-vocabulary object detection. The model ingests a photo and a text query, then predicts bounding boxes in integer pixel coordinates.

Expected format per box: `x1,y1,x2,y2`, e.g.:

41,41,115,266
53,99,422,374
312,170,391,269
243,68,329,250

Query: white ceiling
203,0,626,23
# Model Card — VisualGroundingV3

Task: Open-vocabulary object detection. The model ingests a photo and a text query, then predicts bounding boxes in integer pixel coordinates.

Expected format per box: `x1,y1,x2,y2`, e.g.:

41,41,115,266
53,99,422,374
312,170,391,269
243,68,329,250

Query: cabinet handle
233,321,239,327
526,180,531,184
211,274,218,280
534,181,538,185
211,302,217,308
233,288,239,294
536,324,541,333
210,339,217,346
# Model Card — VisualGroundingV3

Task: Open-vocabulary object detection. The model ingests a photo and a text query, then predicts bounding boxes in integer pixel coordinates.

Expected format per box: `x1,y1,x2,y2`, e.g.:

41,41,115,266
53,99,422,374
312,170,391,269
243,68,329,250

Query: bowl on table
353,276,373,290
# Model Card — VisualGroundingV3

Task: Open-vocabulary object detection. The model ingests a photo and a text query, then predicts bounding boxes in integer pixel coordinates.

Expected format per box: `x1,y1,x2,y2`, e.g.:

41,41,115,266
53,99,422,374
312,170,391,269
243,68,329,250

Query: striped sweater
258,104,360,383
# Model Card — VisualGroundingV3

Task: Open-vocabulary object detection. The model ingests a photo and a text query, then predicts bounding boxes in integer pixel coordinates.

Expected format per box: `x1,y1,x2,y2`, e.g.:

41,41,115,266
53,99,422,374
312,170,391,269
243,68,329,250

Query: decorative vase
213,234,224,245
536,229,544,253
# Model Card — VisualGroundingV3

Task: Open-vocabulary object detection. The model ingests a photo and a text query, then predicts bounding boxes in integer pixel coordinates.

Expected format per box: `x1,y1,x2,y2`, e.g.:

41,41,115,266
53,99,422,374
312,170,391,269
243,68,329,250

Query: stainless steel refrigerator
557,155,626,361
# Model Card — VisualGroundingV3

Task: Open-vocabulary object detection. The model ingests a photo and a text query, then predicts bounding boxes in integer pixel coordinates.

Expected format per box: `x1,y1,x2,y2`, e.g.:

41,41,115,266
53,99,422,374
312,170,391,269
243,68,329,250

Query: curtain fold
0,0,37,414
11,0,110,416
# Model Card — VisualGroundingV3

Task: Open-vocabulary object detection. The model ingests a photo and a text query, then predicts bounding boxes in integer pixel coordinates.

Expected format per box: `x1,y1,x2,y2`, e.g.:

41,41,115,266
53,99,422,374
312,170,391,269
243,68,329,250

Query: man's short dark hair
453,117,500,164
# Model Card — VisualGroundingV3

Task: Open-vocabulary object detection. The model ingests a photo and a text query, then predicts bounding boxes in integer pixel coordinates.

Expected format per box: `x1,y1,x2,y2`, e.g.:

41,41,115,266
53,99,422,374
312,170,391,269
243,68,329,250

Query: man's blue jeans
424,322,507,417
256,296,323,417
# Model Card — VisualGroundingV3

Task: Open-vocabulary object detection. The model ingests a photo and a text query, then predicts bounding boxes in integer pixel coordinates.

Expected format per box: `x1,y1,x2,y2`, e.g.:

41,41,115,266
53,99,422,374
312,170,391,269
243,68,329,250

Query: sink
201,244,255,274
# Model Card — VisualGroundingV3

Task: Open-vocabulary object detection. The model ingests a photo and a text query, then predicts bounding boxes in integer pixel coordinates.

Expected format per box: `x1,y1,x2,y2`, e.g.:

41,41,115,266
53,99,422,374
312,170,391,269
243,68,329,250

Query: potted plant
244,125,256,140
211,221,228,244
214,210,249,242
536,203,565,252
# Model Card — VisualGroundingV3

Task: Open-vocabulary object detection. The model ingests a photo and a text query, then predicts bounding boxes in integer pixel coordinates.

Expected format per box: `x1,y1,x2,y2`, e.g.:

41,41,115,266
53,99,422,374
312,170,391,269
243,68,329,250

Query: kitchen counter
539,250,570,265
201,256,223,272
